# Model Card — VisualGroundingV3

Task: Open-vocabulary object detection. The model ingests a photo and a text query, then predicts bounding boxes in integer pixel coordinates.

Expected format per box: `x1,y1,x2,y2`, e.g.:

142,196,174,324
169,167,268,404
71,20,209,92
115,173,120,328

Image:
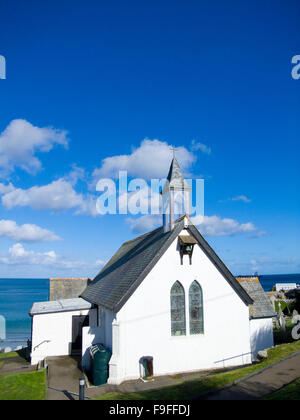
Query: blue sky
0,0,299,277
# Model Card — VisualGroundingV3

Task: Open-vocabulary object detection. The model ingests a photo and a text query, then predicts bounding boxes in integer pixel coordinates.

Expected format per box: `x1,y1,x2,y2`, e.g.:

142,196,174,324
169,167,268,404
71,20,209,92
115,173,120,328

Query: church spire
161,157,191,232
162,157,191,194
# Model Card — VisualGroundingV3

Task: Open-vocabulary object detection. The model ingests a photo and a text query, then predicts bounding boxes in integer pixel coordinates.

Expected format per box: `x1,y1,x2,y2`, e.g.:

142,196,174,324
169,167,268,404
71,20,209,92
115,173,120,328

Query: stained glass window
189,281,204,335
170,281,186,336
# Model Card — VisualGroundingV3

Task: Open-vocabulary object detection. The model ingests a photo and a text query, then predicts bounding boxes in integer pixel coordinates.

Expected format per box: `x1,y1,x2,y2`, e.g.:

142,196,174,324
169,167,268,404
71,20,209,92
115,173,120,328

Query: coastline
0,274,300,351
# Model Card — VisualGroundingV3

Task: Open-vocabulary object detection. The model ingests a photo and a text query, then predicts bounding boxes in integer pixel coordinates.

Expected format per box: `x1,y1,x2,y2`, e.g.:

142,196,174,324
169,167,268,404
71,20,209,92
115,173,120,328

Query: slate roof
162,158,191,194
81,217,253,312
237,277,276,319
81,219,185,312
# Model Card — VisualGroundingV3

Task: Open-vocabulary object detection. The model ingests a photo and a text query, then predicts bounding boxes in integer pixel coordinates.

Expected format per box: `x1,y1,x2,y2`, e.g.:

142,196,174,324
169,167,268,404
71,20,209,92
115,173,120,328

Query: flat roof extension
29,298,93,316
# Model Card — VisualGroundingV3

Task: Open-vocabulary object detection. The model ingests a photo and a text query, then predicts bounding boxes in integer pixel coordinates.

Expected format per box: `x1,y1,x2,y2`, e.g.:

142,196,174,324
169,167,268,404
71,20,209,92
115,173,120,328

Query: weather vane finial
169,146,177,158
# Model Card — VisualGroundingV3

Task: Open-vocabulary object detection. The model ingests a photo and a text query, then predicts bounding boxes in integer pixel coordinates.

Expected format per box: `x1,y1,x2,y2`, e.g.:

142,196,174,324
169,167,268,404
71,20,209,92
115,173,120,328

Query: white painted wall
101,308,115,352
82,326,104,372
108,228,252,384
250,318,274,360
81,308,116,372
31,308,97,365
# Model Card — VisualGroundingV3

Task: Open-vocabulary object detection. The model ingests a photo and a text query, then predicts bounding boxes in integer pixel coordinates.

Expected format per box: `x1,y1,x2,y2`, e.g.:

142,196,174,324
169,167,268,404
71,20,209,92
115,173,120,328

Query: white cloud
75,194,99,216
93,139,196,180
126,214,161,234
0,243,85,269
118,185,161,216
0,119,68,176
64,164,86,186
231,195,251,203
95,259,105,267
1,178,100,216
219,195,252,204
0,183,14,194
249,256,299,273
249,230,267,239
126,213,258,237
191,140,212,155
0,219,60,242
192,215,256,236
2,179,84,212
0,163,100,216
0,244,106,275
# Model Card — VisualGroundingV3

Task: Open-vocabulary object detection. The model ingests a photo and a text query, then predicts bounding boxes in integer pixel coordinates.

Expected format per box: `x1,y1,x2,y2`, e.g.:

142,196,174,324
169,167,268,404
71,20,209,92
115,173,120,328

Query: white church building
30,158,275,384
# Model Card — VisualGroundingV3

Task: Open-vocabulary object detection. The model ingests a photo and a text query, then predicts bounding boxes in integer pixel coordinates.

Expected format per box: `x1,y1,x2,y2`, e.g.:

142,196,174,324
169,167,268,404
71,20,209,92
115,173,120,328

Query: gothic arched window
189,281,204,335
170,281,186,336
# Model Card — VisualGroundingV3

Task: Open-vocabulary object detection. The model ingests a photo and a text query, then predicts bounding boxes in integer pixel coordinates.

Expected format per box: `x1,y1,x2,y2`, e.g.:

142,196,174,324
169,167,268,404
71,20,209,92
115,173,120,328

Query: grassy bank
0,348,29,360
0,370,47,400
0,351,19,359
95,340,300,400
263,378,300,400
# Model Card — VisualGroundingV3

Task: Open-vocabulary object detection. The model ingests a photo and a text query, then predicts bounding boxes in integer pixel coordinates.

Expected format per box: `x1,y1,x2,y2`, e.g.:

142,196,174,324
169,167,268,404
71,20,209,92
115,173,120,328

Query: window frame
170,281,186,337
189,280,204,335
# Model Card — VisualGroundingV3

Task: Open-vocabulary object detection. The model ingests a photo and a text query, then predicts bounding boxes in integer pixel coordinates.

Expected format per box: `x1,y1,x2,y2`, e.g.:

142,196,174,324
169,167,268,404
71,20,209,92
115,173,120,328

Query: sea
0,278,49,350
0,274,300,351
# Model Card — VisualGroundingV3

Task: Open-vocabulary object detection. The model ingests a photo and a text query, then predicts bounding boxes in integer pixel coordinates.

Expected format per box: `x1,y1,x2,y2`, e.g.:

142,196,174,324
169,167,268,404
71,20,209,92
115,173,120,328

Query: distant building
275,283,297,292
49,278,91,301
236,276,275,359
30,158,275,384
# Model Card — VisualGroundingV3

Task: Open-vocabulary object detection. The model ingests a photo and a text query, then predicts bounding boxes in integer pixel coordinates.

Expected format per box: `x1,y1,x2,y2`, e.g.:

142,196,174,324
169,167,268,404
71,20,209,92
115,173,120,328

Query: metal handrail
33,340,51,351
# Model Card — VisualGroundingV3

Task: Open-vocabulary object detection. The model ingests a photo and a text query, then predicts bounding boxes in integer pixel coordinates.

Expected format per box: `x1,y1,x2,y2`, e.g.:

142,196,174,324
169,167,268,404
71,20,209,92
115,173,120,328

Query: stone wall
49,278,91,301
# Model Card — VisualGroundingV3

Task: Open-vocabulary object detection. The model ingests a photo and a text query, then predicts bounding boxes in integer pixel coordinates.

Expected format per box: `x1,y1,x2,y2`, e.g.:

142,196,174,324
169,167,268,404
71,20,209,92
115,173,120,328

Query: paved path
47,356,84,400
0,354,35,376
46,353,300,400
202,352,300,400
46,356,211,400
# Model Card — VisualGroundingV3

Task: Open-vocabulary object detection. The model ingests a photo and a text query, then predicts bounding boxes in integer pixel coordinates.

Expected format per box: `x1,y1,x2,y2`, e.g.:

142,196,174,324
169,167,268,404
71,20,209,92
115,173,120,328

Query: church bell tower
161,157,191,232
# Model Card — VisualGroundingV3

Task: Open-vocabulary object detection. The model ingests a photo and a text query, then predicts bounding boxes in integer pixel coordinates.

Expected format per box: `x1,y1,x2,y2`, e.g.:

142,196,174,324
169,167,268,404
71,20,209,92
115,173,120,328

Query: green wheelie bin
90,344,112,386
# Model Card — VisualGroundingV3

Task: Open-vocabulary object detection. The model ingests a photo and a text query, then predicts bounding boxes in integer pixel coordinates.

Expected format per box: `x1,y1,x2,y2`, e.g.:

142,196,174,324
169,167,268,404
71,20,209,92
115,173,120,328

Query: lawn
95,340,300,400
0,351,19,359
0,348,29,360
0,370,47,400
263,378,300,400
275,301,293,314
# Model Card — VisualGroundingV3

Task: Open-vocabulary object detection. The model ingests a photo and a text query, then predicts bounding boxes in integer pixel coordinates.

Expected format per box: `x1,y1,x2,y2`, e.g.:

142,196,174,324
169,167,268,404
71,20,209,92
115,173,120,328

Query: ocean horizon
0,274,300,350
0,278,49,350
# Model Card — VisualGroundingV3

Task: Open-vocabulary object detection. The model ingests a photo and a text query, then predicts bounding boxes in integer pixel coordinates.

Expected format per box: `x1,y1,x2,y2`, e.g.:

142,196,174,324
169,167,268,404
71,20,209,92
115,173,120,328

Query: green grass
263,378,300,400
0,352,19,359
95,340,300,400
0,370,47,400
275,301,292,314
0,348,29,360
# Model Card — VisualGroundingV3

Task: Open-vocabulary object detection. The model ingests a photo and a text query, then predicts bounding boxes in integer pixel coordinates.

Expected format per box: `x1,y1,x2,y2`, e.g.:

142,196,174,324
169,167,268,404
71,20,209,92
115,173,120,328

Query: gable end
187,225,253,306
